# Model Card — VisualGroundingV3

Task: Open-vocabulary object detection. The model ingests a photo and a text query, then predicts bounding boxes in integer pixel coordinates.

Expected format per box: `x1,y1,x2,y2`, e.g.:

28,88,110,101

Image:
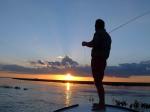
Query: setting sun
65,73,73,81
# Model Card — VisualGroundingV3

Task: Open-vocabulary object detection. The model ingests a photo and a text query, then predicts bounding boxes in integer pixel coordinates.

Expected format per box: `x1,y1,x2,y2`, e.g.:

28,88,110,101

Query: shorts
91,57,106,81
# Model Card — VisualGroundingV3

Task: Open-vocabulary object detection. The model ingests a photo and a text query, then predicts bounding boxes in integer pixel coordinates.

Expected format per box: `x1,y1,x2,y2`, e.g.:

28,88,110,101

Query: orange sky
0,71,150,83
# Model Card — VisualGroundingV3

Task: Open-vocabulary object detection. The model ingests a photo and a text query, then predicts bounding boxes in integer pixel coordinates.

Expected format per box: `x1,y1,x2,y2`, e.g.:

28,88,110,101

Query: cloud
0,64,36,74
106,60,150,77
0,58,150,77
37,60,45,65
48,61,61,67
29,60,46,67
61,56,79,67
56,56,64,59
29,56,79,68
47,56,79,69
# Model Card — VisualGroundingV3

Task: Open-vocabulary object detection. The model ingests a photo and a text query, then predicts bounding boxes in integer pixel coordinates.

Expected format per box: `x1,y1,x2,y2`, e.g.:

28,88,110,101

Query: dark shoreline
13,78,150,86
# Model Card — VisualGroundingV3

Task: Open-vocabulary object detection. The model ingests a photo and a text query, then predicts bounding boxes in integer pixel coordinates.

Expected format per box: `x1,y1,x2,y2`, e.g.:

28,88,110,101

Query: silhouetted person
82,19,111,110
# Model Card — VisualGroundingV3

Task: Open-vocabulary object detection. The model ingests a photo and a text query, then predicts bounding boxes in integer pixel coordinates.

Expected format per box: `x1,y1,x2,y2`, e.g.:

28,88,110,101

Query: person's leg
91,58,106,108
92,75,105,110
94,76,105,105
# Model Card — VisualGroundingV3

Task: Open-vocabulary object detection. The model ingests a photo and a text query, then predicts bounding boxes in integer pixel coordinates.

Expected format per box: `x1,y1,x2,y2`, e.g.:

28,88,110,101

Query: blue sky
0,0,150,66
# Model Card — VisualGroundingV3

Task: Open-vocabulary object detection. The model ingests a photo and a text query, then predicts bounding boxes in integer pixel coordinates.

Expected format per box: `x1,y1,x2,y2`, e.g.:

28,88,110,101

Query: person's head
95,19,105,31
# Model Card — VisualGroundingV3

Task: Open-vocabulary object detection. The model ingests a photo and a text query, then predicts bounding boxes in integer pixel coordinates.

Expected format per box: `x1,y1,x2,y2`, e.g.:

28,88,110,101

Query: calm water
0,78,150,112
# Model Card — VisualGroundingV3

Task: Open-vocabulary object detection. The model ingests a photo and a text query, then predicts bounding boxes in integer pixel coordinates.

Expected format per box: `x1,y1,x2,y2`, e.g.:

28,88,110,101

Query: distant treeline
13,78,150,86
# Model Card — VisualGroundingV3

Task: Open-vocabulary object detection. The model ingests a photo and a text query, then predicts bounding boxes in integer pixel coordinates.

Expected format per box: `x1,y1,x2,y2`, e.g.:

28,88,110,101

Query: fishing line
83,46,87,65
109,10,150,33
83,10,150,65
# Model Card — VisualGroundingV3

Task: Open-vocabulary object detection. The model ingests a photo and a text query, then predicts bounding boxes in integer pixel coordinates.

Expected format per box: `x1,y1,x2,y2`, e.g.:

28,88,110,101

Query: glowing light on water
66,82,70,91
65,82,71,106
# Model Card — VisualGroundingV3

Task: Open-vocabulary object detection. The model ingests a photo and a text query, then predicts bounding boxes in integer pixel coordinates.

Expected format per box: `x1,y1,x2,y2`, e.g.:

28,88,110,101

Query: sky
0,0,150,66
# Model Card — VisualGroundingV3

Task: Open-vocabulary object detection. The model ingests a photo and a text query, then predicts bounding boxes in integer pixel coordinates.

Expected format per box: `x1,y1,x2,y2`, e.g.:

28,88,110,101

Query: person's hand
82,41,87,46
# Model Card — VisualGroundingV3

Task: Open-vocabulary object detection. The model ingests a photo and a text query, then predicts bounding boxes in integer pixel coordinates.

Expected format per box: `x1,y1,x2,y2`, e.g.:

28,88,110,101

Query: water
0,78,150,112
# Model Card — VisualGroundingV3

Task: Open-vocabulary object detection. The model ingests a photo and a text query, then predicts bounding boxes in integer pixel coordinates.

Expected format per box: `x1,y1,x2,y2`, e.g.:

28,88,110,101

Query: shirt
91,29,111,60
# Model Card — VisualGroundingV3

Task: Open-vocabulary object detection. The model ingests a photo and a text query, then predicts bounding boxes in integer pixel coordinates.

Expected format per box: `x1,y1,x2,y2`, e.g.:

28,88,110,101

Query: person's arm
82,33,96,47
82,40,94,48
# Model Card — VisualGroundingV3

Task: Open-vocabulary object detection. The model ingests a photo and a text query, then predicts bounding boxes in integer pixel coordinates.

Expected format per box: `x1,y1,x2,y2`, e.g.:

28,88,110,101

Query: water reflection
65,82,71,106
66,82,70,91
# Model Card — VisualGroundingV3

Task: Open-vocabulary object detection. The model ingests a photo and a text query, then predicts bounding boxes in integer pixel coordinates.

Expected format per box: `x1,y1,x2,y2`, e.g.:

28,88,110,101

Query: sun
65,73,73,81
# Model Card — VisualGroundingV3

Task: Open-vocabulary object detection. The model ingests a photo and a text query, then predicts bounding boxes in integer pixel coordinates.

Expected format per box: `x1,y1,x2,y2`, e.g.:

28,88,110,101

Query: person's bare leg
95,80,105,105
92,80,105,110
97,82,105,105
91,59,106,110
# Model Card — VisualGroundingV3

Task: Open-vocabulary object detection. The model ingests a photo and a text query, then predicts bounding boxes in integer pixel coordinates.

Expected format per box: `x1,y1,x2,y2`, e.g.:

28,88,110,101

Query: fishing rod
109,10,150,33
83,10,150,64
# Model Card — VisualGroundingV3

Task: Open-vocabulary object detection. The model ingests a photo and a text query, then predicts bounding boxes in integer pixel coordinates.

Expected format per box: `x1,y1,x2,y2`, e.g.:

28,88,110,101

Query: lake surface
0,78,150,112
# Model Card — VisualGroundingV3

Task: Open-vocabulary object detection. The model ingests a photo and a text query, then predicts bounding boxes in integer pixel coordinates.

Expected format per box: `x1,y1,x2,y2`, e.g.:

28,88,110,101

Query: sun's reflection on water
66,82,70,91
65,82,71,106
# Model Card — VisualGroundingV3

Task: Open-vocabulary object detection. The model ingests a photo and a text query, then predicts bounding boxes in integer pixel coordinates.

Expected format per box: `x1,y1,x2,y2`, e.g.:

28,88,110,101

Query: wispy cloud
56,56,64,59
